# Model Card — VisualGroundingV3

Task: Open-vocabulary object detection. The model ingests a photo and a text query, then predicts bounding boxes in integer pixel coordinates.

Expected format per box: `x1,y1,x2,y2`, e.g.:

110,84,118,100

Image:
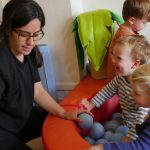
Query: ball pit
42,75,120,150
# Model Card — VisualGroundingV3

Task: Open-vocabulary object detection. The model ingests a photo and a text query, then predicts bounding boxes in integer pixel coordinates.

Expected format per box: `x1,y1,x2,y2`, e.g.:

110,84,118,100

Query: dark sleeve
33,65,40,83
29,54,40,83
0,72,6,100
103,125,150,150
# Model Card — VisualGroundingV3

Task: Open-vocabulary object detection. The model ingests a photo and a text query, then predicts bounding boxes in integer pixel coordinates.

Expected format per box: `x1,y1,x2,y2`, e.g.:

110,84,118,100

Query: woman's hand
63,109,81,122
64,107,93,122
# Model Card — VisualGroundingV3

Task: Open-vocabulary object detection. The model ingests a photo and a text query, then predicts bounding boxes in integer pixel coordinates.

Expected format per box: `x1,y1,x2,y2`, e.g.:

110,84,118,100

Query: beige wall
36,0,80,90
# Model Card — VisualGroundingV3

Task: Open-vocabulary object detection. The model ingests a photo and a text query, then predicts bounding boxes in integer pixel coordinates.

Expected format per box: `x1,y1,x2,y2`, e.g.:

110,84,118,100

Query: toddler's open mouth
115,66,119,70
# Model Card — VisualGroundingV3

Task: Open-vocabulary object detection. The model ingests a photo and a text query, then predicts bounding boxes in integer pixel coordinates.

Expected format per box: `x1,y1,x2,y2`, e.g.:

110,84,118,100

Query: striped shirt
91,76,149,140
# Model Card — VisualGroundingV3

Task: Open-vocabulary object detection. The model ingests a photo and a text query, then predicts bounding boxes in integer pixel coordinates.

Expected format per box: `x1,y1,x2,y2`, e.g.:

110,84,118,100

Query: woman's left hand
64,108,93,122
64,109,81,122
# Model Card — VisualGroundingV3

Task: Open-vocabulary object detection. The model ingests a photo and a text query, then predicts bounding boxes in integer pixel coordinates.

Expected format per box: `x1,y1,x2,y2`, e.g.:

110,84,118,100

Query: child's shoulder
110,25,134,46
115,25,133,38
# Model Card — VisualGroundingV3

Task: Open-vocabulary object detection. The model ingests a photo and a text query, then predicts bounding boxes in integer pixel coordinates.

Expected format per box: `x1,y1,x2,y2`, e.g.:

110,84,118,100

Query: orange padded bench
42,75,120,150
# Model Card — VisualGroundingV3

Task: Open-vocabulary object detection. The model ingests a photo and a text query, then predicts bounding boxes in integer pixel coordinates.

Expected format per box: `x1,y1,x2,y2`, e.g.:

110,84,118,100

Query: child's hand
79,98,95,112
122,136,132,142
85,145,104,150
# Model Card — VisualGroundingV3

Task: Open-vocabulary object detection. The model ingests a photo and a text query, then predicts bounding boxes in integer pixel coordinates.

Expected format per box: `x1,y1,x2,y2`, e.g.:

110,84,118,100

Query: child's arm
80,98,95,111
122,136,132,142
80,77,119,111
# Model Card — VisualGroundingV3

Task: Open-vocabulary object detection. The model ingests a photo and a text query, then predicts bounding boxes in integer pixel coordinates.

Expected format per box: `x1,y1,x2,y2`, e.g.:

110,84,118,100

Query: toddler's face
131,82,150,107
111,44,135,76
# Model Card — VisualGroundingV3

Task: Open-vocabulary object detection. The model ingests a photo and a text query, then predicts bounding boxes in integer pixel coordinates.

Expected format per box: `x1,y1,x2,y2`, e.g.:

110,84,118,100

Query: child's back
107,25,135,80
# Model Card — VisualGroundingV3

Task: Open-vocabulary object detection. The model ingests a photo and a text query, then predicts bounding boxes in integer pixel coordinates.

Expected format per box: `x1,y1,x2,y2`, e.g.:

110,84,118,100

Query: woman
0,0,80,149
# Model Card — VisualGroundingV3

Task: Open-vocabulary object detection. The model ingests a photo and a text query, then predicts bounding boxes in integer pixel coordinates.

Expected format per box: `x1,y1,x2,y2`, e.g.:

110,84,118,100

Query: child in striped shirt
86,63,150,150
81,35,150,141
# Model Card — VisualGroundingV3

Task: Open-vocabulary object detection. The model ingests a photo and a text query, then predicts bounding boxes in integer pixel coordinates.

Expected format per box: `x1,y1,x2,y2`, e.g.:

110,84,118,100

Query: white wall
81,0,124,15
1,0,8,6
36,0,80,90
70,0,124,17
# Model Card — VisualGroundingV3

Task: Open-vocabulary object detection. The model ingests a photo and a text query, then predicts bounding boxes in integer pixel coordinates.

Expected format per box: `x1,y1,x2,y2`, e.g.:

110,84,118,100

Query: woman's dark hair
0,0,45,67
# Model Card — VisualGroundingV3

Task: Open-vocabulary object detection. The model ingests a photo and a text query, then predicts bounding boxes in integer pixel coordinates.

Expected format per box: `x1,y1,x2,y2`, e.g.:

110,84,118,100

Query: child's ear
128,17,135,25
132,59,140,68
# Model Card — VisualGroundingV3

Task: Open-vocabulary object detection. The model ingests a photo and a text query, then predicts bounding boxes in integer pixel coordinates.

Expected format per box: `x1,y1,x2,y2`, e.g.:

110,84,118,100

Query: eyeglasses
13,29,44,41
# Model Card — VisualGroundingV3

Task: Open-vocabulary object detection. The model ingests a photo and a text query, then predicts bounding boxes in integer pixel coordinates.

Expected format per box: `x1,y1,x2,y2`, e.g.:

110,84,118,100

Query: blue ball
84,136,95,145
111,113,122,120
109,133,124,142
104,131,114,141
77,113,94,130
104,120,120,132
115,125,129,136
89,122,105,139
95,138,108,145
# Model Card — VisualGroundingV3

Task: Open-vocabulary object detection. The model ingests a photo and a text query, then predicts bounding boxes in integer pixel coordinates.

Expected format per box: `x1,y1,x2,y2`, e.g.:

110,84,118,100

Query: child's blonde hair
122,0,150,21
131,63,150,95
113,34,150,64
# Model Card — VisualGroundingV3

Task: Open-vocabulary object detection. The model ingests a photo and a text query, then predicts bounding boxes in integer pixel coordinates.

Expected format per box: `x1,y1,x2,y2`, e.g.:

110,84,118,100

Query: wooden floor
26,137,44,150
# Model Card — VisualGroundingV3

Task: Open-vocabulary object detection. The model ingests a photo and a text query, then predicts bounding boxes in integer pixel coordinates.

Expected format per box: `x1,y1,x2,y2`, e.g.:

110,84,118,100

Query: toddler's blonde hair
131,63,150,95
114,34,150,65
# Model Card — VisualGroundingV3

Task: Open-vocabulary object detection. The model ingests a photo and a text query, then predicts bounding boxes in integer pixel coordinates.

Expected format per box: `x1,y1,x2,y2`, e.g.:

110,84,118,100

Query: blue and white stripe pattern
91,76,149,140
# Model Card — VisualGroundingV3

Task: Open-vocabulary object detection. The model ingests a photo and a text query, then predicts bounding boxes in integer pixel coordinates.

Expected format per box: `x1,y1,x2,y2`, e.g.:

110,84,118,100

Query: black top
136,117,150,135
0,43,40,133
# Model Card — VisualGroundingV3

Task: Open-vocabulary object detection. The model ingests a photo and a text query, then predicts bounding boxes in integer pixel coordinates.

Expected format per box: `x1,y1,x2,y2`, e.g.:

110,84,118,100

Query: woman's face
9,18,41,61
131,82,150,107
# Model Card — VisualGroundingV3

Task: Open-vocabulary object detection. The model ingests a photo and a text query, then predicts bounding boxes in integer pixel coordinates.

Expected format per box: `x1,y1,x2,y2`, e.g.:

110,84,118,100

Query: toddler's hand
85,145,104,150
79,98,94,112
122,136,131,142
